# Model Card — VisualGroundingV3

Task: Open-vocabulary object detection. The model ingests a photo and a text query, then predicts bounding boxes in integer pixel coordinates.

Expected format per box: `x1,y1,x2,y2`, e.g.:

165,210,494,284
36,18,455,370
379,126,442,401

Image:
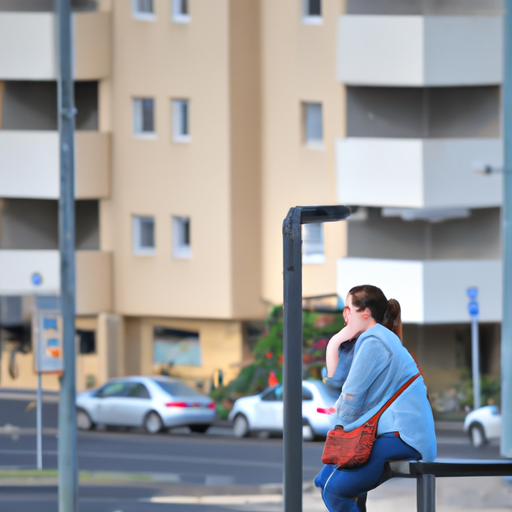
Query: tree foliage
210,306,345,418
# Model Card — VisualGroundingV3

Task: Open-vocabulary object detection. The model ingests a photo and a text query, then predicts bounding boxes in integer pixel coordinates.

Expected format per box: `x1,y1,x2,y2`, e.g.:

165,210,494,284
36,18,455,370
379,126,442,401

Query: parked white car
464,405,501,447
228,380,338,441
76,376,216,434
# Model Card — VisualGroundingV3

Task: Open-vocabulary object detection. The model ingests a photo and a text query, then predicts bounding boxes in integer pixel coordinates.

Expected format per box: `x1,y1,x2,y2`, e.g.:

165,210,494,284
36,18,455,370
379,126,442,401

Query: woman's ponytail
383,298,402,341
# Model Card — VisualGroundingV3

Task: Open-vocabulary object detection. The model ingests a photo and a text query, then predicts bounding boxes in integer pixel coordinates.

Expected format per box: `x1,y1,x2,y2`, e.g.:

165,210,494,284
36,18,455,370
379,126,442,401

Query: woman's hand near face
325,328,357,377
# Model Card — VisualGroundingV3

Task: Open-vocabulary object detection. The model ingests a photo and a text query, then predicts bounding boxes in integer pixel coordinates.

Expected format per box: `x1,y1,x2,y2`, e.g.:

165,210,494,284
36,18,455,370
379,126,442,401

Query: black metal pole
502,0,512,458
56,0,78,510
282,205,351,512
283,207,304,512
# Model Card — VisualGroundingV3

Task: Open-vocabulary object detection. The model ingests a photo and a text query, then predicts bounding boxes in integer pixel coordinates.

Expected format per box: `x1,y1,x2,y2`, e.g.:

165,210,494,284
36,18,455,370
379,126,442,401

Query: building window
303,102,323,146
302,223,325,264
133,98,155,136
133,215,156,255
154,327,201,367
303,0,322,24
172,0,190,23
172,216,191,259
76,330,96,354
132,0,155,20
172,99,190,142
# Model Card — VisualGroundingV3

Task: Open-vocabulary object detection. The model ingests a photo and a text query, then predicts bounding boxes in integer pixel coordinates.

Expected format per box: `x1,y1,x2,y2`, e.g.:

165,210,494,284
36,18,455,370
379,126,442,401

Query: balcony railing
0,11,111,80
0,130,110,199
0,250,112,315
336,138,502,209
337,15,502,86
337,257,501,323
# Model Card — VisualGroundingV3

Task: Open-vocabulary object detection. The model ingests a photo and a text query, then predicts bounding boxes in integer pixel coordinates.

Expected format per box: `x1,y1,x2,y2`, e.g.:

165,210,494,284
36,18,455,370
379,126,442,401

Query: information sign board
34,309,64,374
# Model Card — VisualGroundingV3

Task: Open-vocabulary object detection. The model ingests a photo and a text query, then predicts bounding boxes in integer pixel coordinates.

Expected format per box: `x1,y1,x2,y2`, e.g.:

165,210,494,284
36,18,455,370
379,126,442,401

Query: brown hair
348,285,403,340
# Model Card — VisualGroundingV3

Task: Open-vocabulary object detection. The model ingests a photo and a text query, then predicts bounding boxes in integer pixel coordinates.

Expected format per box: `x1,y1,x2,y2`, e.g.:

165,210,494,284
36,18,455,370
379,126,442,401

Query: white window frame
172,99,191,143
172,216,192,259
172,0,190,23
133,97,156,138
302,223,326,264
302,0,322,24
132,0,156,21
303,101,324,147
133,215,156,255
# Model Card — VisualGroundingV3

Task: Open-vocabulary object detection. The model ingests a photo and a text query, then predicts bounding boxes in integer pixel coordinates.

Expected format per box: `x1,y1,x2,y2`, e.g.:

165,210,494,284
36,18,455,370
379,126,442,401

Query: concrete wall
228,0,265,319
123,315,245,392
346,86,500,139
104,0,232,319
337,15,502,86
347,207,501,260
345,0,503,15
0,12,110,80
261,0,347,305
0,199,100,250
1,81,98,131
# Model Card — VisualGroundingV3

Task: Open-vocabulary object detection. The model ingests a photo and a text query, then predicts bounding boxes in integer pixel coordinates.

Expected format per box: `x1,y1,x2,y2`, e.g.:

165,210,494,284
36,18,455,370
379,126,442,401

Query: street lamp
282,205,351,512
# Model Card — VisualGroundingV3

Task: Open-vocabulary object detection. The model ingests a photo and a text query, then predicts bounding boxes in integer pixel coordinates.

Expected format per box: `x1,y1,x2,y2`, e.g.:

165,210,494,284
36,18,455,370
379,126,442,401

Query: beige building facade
0,0,504,408
0,0,348,392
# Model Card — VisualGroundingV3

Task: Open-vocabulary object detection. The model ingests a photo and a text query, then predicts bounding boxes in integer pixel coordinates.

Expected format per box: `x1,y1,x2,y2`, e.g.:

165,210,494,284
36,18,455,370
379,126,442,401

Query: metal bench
388,459,512,512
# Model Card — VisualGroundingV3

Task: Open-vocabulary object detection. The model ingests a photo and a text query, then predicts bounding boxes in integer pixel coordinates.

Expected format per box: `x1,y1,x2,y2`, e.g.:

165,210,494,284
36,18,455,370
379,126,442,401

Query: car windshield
153,379,204,398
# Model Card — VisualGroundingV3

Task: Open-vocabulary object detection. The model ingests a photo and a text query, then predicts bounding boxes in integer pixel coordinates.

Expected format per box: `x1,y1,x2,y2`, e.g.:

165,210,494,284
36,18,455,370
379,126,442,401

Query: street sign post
282,205,351,512
33,296,63,470
467,287,481,410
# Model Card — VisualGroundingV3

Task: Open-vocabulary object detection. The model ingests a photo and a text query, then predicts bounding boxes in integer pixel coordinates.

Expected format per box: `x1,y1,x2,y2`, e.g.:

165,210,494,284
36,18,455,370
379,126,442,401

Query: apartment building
335,0,504,398
0,0,345,392
0,0,504,403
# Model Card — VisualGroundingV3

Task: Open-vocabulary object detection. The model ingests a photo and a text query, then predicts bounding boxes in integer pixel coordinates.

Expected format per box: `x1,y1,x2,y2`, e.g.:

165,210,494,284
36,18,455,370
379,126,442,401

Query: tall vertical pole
282,206,350,512
56,0,78,509
502,0,512,458
282,207,304,512
36,371,43,470
471,317,481,410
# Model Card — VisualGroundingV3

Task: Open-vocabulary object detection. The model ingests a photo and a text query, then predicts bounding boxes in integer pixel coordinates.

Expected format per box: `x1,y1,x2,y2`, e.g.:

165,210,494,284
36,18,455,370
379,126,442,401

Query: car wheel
469,423,487,448
302,421,317,442
144,411,164,434
189,424,209,434
233,414,250,438
76,408,94,431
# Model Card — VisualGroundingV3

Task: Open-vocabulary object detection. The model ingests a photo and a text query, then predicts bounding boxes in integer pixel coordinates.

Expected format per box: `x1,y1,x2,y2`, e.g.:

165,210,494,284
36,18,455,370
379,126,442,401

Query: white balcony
336,138,502,209
0,250,112,315
337,257,501,324
337,15,502,86
0,131,110,199
0,11,111,80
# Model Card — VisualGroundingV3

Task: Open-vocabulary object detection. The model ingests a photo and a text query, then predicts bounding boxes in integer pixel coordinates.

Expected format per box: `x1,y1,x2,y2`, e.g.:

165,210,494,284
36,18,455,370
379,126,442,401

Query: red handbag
321,373,420,469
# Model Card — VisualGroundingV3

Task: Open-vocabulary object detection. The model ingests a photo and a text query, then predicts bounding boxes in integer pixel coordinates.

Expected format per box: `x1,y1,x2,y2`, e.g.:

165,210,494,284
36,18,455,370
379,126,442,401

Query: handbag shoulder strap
372,372,420,423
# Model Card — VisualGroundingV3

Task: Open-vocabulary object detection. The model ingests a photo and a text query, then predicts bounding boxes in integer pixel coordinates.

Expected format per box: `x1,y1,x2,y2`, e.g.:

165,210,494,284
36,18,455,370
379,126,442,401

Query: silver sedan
76,375,216,434
228,380,338,441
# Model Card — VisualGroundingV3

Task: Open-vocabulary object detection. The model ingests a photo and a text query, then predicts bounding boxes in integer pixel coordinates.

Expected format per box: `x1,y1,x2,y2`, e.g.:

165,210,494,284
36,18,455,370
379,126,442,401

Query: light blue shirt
324,323,437,461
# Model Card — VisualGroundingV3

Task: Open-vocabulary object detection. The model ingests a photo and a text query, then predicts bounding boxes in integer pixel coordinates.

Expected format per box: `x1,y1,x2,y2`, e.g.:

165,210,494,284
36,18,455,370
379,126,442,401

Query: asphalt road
0,390,509,512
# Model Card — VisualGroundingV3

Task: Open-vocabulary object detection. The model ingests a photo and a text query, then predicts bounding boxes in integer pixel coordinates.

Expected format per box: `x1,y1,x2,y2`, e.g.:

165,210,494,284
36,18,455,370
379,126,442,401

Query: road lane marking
0,449,286,468
0,449,323,474
0,428,58,436
0,392,59,403
144,495,283,505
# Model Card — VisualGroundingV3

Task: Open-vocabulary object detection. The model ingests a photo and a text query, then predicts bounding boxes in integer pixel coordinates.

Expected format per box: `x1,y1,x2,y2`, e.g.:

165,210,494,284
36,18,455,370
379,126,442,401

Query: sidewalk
303,474,512,512
1,469,511,511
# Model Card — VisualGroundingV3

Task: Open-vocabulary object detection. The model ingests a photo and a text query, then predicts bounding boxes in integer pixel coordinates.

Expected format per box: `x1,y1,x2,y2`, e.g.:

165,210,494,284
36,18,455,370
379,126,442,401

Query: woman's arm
325,323,364,377
335,337,392,423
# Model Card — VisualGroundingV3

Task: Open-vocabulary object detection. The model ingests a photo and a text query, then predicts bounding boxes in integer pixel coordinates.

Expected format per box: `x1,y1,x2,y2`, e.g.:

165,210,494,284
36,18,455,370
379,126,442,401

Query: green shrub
210,306,344,418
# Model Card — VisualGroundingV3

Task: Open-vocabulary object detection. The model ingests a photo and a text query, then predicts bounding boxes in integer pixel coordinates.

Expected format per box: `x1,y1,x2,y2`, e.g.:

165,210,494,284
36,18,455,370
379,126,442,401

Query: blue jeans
314,433,421,512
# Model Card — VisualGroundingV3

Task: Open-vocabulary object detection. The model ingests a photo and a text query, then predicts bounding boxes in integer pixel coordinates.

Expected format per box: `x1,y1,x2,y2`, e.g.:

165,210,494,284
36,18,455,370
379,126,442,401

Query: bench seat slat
390,459,512,478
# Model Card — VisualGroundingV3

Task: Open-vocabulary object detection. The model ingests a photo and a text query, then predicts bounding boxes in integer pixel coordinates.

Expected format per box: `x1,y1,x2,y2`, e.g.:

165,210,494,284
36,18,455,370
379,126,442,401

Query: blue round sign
468,300,479,316
31,272,43,286
467,287,478,299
